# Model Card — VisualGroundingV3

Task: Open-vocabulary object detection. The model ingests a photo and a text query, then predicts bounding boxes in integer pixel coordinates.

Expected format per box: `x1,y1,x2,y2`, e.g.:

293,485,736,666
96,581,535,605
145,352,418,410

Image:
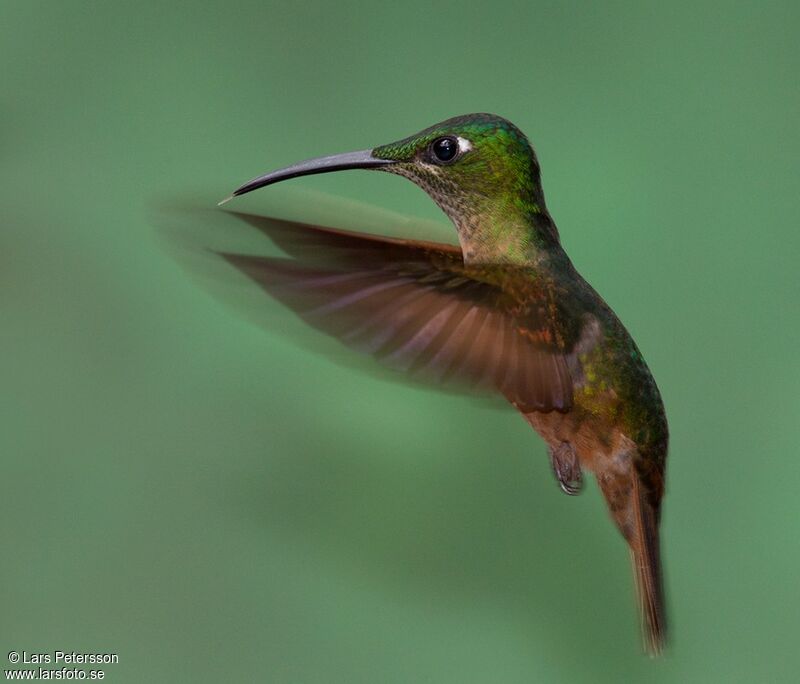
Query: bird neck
451,199,563,266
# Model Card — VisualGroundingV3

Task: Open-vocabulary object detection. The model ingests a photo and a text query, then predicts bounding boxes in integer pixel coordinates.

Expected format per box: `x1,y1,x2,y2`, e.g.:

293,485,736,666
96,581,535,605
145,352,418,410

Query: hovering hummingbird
220,113,669,654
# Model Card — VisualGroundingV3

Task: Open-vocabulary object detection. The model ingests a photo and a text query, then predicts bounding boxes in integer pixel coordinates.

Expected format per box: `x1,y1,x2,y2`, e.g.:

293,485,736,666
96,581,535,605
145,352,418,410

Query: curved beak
219,149,396,205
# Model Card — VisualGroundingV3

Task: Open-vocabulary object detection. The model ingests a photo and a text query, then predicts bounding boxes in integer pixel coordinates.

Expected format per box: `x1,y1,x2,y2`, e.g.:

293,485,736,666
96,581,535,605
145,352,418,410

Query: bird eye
430,137,459,163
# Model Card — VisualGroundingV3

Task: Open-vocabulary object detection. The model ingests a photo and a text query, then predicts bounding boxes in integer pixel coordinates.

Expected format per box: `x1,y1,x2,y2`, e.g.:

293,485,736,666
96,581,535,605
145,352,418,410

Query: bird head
222,113,559,262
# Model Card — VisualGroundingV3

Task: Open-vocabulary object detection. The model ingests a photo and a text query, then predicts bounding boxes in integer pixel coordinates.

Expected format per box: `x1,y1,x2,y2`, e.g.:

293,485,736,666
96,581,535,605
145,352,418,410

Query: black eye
431,137,458,163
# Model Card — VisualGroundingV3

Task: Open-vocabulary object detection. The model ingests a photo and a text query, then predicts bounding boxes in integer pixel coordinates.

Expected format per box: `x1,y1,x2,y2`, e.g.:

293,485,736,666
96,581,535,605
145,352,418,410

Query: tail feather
630,475,667,656
597,464,667,656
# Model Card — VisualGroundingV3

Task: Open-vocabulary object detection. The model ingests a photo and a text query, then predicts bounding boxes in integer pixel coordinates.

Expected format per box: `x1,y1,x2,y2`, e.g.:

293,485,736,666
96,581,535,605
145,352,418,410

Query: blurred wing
228,211,464,264
221,212,573,413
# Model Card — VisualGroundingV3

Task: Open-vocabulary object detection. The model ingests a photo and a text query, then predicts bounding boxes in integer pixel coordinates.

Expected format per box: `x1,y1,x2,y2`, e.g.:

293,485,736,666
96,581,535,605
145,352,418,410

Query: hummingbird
219,113,669,654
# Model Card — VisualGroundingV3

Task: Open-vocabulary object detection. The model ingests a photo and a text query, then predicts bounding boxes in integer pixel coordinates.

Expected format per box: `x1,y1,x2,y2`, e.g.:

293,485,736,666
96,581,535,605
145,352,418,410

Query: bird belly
524,407,632,474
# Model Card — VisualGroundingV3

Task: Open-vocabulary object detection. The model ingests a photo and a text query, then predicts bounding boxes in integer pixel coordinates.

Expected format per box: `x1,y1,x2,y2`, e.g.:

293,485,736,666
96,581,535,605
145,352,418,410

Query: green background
2,1,798,681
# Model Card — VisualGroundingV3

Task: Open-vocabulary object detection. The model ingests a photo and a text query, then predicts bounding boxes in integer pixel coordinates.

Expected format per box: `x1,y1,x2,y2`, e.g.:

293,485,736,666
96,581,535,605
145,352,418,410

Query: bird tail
629,474,667,656
598,465,667,656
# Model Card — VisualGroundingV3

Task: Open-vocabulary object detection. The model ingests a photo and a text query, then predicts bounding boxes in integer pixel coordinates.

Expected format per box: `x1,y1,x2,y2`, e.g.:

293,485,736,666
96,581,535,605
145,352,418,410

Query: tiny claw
558,478,583,496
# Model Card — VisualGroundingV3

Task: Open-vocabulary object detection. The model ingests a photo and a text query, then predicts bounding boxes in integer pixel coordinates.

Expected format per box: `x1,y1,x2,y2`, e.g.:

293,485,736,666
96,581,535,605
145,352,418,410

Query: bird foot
549,442,583,495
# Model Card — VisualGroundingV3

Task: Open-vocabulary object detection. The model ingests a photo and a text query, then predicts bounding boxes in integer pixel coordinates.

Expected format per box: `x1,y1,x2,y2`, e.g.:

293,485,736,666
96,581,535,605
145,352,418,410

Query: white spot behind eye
457,137,472,153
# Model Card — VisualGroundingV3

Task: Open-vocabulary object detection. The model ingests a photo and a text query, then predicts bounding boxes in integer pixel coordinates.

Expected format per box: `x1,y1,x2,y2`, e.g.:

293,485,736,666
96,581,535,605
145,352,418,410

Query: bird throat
451,203,561,266
383,164,560,266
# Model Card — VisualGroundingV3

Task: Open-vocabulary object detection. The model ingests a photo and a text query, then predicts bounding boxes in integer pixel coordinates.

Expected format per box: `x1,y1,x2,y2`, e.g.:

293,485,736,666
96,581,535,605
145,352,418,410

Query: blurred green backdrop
2,1,798,682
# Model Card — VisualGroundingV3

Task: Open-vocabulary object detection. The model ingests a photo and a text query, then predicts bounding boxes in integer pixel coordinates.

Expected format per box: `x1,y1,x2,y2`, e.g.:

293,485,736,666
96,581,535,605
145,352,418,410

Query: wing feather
221,212,574,412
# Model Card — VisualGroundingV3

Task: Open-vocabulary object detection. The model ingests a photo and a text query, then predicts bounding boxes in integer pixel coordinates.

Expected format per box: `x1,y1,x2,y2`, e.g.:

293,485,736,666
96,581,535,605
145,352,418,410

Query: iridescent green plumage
374,114,560,261
222,113,669,654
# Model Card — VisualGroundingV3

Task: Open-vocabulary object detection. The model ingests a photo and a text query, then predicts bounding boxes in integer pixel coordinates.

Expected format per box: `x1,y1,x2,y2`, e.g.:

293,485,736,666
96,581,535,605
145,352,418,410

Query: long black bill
219,149,395,205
